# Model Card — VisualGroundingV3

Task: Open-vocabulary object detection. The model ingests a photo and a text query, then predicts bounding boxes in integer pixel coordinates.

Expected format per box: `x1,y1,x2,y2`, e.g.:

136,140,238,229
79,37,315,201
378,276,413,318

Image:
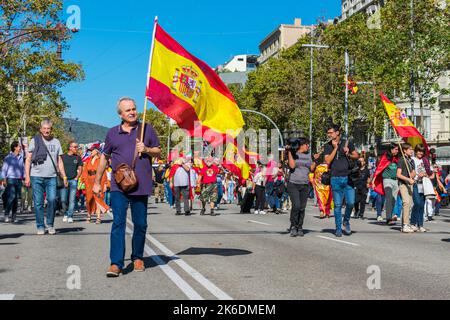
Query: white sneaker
254,210,259,214
377,216,383,222
48,227,56,235
37,229,45,235
68,217,74,223
62,216,68,223
410,225,418,232
4,216,10,223
259,210,267,215
418,226,427,233
401,225,414,233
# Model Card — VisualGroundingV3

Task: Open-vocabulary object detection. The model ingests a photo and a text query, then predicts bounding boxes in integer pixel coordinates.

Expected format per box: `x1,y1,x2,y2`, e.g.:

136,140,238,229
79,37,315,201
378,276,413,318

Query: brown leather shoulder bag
114,124,142,193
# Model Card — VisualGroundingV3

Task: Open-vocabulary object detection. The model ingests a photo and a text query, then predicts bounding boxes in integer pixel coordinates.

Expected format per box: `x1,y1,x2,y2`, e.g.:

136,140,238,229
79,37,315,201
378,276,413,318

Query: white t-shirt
412,157,425,193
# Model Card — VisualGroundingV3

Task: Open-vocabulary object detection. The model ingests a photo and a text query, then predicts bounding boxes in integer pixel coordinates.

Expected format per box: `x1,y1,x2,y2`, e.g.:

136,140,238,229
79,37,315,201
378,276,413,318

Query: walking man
198,157,220,216
24,120,68,235
169,158,191,216
61,141,83,223
93,97,161,277
323,125,359,237
1,142,25,223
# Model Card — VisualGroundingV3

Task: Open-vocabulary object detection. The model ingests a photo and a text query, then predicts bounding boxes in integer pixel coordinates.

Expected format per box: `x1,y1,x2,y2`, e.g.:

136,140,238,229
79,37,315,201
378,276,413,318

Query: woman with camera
286,138,316,237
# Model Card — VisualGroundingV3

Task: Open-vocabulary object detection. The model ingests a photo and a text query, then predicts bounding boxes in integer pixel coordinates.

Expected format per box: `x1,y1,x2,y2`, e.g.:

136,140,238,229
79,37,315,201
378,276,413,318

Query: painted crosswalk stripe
145,232,233,300
109,212,203,300
317,235,361,247
0,294,15,300
248,220,271,226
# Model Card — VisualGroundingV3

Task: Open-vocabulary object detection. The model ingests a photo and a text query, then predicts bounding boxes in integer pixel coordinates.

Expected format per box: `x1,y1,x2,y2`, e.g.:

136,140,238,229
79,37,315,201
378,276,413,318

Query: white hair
40,119,53,128
116,97,137,115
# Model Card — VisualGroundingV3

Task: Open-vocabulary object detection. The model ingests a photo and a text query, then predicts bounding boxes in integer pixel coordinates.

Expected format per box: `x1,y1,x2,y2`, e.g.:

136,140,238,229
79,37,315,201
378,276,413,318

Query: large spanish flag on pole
380,92,429,152
145,18,245,142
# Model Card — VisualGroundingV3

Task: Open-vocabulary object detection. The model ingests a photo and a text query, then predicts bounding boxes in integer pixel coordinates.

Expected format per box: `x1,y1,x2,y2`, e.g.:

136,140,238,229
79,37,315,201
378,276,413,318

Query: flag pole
140,16,158,149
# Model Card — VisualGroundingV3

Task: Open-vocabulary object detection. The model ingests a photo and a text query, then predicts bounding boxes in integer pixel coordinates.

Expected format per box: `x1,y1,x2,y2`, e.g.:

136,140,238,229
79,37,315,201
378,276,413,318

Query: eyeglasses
70,145,79,148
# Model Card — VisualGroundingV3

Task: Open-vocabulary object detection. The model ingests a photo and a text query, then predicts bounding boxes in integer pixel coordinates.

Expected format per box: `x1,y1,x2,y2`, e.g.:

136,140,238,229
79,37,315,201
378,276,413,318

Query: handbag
44,142,65,188
422,176,435,199
113,124,143,193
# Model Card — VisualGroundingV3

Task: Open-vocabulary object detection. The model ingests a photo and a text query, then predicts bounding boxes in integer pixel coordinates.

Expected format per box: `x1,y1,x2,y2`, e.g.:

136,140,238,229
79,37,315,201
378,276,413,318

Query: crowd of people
1,100,449,276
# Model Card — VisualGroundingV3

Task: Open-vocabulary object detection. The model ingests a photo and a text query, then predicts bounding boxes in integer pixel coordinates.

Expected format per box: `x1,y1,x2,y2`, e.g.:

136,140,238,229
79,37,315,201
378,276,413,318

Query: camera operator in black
286,138,316,237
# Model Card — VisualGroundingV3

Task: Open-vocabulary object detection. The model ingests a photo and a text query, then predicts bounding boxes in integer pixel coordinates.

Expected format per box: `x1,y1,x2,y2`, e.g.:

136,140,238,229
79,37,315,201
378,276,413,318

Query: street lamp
302,31,330,152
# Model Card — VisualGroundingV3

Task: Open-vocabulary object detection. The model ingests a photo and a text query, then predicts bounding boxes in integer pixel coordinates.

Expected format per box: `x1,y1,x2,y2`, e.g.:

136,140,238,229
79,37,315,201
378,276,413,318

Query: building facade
216,55,258,87
341,0,384,20
258,18,313,65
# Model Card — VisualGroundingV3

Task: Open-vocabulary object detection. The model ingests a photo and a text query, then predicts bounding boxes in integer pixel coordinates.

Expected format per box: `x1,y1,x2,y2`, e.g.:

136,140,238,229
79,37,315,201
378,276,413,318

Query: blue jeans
104,190,111,206
164,181,174,206
60,179,78,218
5,178,22,219
376,193,385,217
227,183,235,202
31,177,57,230
110,192,148,269
411,184,425,227
216,182,223,206
331,176,355,231
265,181,276,209
393,195,403,217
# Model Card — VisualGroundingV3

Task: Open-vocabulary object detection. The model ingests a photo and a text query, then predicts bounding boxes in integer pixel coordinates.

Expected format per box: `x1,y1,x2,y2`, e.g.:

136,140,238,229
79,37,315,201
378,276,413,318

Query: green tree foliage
0,0,84,158
233,0,449,147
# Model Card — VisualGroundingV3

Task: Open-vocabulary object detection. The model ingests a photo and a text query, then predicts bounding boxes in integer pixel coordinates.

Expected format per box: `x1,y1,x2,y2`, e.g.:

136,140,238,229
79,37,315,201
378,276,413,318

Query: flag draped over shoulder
380,93,429,153
146,23,245,142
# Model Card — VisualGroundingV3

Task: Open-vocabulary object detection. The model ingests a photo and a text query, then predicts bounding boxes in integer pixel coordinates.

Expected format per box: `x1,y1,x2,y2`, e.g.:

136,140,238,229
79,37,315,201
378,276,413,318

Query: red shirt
200,165,219,184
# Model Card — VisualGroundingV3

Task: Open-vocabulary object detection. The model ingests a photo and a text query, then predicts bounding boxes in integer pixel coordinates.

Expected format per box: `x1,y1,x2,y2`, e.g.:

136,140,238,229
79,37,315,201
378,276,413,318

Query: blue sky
61,0,341,128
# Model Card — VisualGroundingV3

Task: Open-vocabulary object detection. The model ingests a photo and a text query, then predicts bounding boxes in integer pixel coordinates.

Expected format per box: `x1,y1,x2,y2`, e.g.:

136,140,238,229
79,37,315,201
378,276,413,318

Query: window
238,58,244,61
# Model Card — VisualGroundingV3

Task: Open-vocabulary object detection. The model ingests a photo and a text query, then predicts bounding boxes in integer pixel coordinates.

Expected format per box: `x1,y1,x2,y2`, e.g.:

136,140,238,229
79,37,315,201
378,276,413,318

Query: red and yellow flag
223,142,252,184
380,92,429,152
146,23,245,142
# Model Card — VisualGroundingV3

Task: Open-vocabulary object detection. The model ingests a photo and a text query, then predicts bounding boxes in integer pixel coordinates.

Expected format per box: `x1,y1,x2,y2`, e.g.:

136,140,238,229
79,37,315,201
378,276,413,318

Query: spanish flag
146,21,245,143
380,92,429,153
223,142,252,184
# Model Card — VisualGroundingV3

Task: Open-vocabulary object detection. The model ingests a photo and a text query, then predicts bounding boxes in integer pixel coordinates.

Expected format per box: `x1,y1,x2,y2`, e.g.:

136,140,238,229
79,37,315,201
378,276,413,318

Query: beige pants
154,183,165,201
399,184,413,226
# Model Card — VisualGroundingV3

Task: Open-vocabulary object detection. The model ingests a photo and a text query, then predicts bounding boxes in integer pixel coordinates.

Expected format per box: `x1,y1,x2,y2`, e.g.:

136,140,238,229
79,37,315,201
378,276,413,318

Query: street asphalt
1,198,449,300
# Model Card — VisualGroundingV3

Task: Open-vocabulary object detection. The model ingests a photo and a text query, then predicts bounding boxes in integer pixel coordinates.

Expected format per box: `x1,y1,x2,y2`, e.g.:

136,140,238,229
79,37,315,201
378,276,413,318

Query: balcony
436,131,450,143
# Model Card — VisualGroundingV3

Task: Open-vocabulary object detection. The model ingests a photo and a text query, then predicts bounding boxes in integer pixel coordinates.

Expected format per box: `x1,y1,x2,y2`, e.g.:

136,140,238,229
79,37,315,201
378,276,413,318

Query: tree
0,0,84,158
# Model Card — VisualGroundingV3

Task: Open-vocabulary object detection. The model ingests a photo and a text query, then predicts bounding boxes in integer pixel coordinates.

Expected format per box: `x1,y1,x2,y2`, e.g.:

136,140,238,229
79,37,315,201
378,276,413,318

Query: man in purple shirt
1,141,25,223
93,97,161,277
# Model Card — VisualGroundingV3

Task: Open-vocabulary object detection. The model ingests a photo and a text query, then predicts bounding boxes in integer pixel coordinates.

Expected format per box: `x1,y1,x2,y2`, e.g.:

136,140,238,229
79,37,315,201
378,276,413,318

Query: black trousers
287,182,309,229
254,185,266,211
354,187,368,217
174,186,190,213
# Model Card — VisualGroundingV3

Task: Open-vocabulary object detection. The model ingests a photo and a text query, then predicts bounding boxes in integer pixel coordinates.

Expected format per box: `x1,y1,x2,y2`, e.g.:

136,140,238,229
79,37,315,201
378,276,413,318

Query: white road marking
316,235,361,247
247,220,271,226
145,233,233,300
108,212,203,300
0,294,15,300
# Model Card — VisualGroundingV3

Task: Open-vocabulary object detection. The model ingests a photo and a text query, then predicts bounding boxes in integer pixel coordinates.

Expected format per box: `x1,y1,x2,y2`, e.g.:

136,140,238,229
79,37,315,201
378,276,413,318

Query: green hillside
63,118,109,144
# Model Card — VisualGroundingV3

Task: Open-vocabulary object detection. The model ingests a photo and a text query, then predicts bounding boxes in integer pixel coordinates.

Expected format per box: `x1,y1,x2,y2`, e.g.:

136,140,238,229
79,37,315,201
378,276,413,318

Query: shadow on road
177,247,252,257
122,255,176,275
55,227,85,234
0,242,19,246
0,233,24,240
442,238,450,243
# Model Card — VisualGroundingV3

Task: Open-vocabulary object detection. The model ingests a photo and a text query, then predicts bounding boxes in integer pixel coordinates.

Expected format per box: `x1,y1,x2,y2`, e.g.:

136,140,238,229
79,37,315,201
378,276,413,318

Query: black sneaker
210,209,215,216
200,208,206,215
290,227,298,237
185,211,191,216
175,211,182,215
297,229,304,237
427,216,434,221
